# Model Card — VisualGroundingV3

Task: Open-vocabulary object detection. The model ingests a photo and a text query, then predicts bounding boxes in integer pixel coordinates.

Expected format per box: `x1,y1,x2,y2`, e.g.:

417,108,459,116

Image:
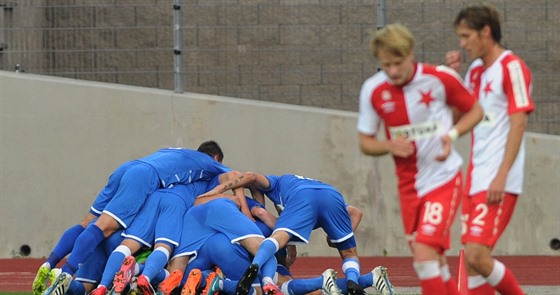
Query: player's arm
193,192,240,206
436,100,483,161
346,205,363,232
195,171,255,221
249,185,266,206
487,111,527,204
197,171,270,198
251,206,277,231
436,67,484,161
359,133,415,158
233,185,255,222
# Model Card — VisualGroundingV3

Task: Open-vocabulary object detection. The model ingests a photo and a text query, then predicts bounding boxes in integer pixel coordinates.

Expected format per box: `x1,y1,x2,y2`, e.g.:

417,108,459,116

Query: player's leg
106,240,143,293
411,173,462,295
463,193,523,295
32,213,94,295
141,193,185,287
71,243,110,295
42,160,135,294
61,164,159,276
137,242,174,295
315,189,369,295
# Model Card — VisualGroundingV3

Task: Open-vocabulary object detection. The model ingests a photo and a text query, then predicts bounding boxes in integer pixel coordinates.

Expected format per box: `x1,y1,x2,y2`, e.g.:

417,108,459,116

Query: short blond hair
370,23,415,59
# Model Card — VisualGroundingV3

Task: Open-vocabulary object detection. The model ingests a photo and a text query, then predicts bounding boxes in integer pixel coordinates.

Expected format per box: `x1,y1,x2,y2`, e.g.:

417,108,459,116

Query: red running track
1,256,559,292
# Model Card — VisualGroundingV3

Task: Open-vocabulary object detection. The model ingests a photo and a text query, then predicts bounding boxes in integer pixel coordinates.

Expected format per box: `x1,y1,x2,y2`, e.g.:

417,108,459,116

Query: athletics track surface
1,256,559,293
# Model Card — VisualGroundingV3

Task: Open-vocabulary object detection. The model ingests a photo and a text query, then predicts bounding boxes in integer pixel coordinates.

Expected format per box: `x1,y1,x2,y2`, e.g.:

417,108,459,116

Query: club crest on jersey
382,90,392,101
389,121,441,140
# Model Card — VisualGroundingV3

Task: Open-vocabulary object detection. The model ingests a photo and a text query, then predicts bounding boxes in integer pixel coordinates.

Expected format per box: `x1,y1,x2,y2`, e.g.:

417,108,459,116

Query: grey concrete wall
1,71,559,259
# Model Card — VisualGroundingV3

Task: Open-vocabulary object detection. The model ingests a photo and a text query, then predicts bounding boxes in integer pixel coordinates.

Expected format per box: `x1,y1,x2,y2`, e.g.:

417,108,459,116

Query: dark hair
197,140,224,163
454,3,502,43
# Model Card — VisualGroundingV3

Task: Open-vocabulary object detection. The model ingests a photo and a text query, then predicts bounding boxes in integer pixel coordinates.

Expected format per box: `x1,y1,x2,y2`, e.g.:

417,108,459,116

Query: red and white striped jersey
464,50,534,196
358,63,476,198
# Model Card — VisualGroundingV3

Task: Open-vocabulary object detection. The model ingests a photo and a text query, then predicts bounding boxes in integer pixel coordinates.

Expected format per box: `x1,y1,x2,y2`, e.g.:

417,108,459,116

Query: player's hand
286,245,297,267
388,137,415,158
445,50,462,73
436,134,452,161
487,174,507,204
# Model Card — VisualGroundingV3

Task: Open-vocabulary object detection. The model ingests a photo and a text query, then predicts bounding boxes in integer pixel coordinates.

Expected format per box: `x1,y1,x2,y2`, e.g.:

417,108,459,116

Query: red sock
493,268,524,295
420,276,447,295
469,283,495,295
445,277,460,295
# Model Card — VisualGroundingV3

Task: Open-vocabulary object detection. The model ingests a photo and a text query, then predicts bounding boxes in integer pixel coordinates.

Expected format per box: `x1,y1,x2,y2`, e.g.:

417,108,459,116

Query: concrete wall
1,71,559,259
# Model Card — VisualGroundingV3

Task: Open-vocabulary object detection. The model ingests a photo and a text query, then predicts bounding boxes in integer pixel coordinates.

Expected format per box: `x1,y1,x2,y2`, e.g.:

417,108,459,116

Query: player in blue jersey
199,172,393,295
40,141,251,295
153,196,277,295
176,231,394,295
43,224,124,295
86,181,204,295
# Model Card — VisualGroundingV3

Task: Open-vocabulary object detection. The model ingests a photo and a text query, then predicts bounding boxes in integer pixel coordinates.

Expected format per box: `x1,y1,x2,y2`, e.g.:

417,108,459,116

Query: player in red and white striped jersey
446,3,534,295
358,23,484,295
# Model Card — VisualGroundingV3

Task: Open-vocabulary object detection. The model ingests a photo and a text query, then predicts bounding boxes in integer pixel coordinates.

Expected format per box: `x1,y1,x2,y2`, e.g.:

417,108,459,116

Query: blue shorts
90,160,138,216
186,233,252,280
275,188,355,250
102,162,161,228
172,198,264,260
122,186,189,248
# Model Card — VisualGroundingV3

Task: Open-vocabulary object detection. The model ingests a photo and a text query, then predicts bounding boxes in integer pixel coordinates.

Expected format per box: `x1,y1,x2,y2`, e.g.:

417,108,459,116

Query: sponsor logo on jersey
421,224,437,236
381,101,396,113
470,225,483,237
389,121,441,140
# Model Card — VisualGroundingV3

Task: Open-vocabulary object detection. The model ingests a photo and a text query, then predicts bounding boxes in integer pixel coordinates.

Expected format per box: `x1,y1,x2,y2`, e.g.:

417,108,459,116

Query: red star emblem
483,80,493,97
419,90,435,107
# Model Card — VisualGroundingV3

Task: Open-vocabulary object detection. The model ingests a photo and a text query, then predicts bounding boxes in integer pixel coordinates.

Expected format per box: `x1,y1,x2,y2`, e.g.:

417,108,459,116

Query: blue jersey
138,148,231,188
263,174,340,209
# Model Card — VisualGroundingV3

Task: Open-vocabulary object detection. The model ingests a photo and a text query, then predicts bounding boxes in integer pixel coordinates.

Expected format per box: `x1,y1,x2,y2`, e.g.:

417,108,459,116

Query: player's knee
465,248,489,269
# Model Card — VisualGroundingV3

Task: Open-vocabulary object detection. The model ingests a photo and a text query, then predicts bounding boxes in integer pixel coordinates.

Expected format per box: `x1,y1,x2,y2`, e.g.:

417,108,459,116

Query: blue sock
358,271,373,288
261,256,278,281
63,224,105,275
152,268,168,286
288,277,322,294
141,247,170,280
252,238,278,267
199,269,212,289
336,278,348,292
100,247,128,287
222,278,237,295
342,258,360,283
66,280,85,295
46,224,85,267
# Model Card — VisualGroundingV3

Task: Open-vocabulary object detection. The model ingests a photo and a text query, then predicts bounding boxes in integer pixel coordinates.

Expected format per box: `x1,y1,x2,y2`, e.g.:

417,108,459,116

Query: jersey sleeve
502,57,534,114
263,175,279,192
357,78,381,135
436,65,476,112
